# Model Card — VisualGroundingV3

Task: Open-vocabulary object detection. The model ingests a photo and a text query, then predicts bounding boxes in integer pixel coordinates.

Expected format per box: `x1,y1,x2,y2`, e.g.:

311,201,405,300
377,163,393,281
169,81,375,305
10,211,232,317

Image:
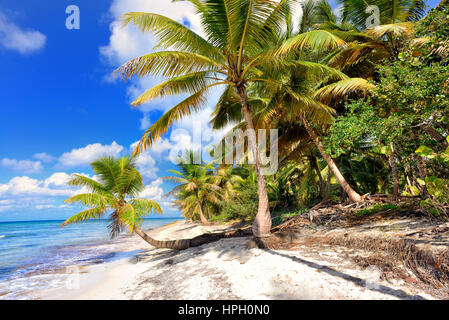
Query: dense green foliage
121,1,448,224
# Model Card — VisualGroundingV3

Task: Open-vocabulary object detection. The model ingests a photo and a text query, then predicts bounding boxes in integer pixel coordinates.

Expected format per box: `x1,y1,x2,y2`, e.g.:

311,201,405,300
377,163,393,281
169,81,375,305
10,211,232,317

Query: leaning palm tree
117,0,352,237
60,156,188,250
163,160,221,225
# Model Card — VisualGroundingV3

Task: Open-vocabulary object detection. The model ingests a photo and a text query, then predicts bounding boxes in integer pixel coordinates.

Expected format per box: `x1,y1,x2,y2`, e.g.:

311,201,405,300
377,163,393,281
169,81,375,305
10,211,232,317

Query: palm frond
276,30,346,56
60,207,107,227
314,78,375,103
66,174,109,195
366,22,414,38
133,86,217,154
90,157,122,194
64,193,114,208
131,199,163,216
131,71,219,106
117,51,224,80
121,12,223,60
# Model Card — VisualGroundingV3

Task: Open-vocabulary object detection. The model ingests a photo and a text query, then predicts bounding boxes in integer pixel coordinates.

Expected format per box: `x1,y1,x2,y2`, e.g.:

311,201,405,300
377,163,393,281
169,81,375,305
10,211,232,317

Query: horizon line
0,217,185,224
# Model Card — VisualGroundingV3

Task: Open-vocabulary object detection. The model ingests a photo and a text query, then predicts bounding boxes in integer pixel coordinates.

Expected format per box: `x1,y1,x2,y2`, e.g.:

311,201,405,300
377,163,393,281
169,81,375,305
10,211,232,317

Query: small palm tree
61,156,187,249
163,157,221,225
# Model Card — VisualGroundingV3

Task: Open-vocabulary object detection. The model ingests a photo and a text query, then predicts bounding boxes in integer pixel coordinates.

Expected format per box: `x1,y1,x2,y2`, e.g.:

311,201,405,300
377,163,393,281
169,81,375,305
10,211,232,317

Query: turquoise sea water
0,218,182,299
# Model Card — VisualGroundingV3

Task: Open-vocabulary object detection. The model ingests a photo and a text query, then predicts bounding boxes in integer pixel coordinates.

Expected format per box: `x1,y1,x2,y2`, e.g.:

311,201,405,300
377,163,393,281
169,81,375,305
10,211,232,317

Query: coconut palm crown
60,156,162,239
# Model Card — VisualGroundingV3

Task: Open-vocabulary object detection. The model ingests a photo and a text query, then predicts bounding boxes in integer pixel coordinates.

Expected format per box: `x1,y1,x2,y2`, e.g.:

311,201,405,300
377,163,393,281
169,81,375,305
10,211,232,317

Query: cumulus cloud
0,172,97,200
58,141,124,167
100,0,203,66
138,178,164,200
134,152,158,181
100,0,208,130
140,112,151,130
0,175,74,197
1,158,43,174
0,13,46,55
33,152,56,163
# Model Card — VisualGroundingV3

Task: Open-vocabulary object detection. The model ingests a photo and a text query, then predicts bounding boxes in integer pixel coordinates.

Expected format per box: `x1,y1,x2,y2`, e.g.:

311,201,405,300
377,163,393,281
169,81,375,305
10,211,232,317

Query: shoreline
39,220,438,300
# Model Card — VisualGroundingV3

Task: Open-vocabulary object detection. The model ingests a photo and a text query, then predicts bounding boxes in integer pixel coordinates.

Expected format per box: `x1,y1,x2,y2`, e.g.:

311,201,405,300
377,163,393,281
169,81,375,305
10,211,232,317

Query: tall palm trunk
301,114,362,203
134,226,190,250
195,193,210,225
237,86,272,238
389,142,400,201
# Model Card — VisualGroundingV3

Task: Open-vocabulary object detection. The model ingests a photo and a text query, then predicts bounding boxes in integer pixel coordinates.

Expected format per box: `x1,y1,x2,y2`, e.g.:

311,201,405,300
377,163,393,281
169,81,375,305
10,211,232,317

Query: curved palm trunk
195,193,210,225
134,226,252,251
134,226,190,250
237,86,272,238
301,115,362,203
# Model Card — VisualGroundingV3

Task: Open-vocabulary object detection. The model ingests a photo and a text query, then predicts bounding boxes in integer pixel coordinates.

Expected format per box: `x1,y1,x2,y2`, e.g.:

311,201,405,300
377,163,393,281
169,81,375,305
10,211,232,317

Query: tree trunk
309,156,328,200
134,226,253,251
195,193,210,225
420,124,449,148
406,175,417,196
236,86,272,238
300,114,362,202
416,156,429,196
134,226,190,250
389,142,400,201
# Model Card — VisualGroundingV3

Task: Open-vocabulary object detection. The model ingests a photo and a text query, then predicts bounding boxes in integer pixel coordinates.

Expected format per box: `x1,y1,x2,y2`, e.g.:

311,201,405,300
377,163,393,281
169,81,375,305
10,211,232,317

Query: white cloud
0,172,97,199
140,112,151,130
100,0,203,66
100,0,205,122
58,141,124,167
134,152,158,181
0,175,75,197
33,152,56,163
43,172,72,188
1,158,43,174
138,178,164,200
0,13,46,55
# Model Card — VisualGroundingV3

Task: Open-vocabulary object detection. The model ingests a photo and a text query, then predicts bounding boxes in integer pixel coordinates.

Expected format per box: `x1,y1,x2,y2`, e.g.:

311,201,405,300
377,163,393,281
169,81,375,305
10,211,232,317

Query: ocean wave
0,235,5,239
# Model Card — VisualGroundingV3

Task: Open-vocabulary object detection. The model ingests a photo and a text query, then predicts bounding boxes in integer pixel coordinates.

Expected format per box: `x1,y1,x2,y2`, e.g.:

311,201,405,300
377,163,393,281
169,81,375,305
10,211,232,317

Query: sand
41,221,437,300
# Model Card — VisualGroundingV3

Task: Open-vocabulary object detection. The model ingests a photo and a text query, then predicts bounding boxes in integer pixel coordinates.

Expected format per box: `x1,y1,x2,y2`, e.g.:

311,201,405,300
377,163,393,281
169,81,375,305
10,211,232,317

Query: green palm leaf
276,30,347,56
64,193,114,208
314,78,375,103
60,207,107,227
117,51,224,80
121,12,223,60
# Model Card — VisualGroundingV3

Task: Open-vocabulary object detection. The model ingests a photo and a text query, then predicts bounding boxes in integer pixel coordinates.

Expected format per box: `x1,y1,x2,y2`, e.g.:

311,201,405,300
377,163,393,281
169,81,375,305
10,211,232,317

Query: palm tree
163,158,221,225
60,156,189,250
212,54,372,201
212,165,241,202
327,0,426,73
116,0,351,237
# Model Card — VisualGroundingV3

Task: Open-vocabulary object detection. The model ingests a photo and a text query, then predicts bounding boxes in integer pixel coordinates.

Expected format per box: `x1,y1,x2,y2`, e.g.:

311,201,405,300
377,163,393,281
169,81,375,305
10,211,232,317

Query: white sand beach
41,221,437,300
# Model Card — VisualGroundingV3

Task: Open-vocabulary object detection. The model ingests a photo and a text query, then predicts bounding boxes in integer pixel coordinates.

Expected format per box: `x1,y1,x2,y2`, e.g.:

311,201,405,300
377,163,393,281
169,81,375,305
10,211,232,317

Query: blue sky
0,0,441,221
